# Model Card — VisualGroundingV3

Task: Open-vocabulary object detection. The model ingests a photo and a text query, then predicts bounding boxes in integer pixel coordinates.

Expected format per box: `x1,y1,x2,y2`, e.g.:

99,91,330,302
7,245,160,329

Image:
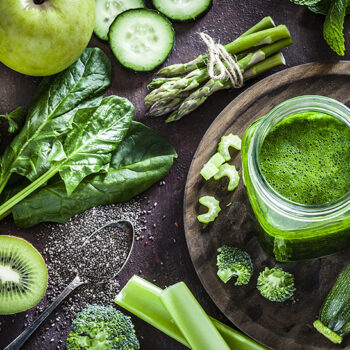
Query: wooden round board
184,61,350,350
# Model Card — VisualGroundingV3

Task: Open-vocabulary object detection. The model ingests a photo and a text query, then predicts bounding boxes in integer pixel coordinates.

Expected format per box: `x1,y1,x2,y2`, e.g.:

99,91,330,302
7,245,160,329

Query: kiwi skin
0,235,48,315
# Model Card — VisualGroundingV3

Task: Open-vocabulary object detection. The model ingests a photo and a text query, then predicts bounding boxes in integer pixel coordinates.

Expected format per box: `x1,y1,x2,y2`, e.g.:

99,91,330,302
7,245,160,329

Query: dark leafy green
0,48,111,193
323,0,349,55
290,0,349,55
308,0,350,14
0,107,25,134
0,96,134,217
12,122,177,227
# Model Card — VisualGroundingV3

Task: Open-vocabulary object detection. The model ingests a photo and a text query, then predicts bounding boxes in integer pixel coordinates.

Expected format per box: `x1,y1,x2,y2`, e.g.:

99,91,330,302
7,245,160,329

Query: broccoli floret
66,305,140,350
257,267,295,302
216,246,253,285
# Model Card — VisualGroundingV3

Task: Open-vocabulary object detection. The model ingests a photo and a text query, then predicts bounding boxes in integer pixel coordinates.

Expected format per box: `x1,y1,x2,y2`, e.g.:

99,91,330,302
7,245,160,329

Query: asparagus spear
146,38,291,119
157,23,289,77
146,37,291,112
166,52,286,123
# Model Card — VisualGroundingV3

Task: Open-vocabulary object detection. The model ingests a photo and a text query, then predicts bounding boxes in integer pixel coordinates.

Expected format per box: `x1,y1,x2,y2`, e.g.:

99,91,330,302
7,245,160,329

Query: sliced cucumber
94,0,145,41
152,0,212,21
109,9,175,71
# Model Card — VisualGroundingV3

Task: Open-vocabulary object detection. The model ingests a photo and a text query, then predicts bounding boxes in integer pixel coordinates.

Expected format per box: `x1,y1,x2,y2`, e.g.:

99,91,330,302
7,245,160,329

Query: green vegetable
200,162,220,181
197,196,221,223
0,47,111,195
218,134,241,161
200,152,225,180
214,164,240,191
290,0,350,55
257,267,295,302
109,9,175,72
115,275,268,350
217,246,253,285
66,304,139,350
94,0,146,41
10,122,177,227
0,96,134,219
160,282,230,350
145,17,292,121
152,0,212,21
323,0,348,55
314,264,350,344
0,107,25,134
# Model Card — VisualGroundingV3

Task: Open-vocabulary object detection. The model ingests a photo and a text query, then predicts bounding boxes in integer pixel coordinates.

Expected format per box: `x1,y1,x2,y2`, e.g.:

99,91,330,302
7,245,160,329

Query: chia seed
37,199,146,317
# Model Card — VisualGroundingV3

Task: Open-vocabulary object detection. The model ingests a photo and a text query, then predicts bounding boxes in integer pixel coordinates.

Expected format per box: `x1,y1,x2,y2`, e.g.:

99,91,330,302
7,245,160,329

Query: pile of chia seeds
37,198,146,317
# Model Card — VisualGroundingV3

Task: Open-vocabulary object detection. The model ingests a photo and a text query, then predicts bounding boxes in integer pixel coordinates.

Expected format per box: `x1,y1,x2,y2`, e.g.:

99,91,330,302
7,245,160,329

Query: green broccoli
216,246,253,285
66,304,140,350
257,267,295,302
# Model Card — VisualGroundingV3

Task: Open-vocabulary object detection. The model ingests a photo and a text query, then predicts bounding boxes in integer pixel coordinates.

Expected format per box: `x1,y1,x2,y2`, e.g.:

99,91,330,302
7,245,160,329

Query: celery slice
209,152,226,167
200,153,225,180
218,134,242,161
160,282,230,350
214,164,240,191
200,162,219,180
197,196,221,223
115,276,268,350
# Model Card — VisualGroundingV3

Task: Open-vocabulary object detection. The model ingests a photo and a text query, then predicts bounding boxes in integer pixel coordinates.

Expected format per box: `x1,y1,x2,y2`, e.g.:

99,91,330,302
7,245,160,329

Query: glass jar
241,95,350,262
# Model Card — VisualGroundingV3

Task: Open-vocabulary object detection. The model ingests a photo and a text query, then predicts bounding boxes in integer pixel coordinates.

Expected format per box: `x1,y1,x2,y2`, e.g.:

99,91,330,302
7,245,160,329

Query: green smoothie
259,112,350,205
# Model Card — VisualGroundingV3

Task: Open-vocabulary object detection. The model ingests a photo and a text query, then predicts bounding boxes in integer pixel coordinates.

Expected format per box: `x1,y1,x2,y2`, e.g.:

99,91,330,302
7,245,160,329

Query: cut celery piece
200,152,225,180
218,134,242,161
115,276,268,350
209,152,226,167
160,282,230,350
197,196,221,223
200,162,219,180
214,164,240,191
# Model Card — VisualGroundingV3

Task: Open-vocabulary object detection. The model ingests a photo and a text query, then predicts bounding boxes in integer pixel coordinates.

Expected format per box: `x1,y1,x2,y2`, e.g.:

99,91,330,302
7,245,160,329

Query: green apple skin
0,0,95,76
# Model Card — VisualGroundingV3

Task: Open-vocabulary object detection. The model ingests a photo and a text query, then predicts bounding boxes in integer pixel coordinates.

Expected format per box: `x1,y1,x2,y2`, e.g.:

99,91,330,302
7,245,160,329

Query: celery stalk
160,282,230,350
115,276,187,346
115,276,268,350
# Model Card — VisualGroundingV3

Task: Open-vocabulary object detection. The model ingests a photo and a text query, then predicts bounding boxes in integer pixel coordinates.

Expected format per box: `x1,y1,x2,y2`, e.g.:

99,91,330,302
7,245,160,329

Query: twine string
200,33,244,88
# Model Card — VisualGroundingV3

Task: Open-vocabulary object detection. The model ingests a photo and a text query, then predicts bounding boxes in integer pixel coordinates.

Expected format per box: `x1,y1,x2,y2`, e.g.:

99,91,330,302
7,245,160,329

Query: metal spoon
4,219,135,350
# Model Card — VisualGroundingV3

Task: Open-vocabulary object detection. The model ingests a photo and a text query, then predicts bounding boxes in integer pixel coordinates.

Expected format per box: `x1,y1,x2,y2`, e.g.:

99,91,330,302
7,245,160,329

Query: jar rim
248,95,350,217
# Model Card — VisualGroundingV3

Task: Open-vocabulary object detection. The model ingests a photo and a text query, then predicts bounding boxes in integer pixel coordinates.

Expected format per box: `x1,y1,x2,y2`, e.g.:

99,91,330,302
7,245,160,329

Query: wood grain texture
184,61,350,350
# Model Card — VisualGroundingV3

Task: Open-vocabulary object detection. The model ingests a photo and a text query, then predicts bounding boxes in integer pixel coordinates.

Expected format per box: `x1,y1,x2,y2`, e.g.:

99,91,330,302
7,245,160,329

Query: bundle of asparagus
145,17,292,123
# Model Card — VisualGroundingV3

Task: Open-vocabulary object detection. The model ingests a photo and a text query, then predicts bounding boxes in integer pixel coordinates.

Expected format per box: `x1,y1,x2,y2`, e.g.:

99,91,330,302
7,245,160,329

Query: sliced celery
115,276,268,350
209,152,226,167
200,152,225,180
160,282,230,350
214,164,240,191
200,162,219,180
197,195,221,223
218,134,242,161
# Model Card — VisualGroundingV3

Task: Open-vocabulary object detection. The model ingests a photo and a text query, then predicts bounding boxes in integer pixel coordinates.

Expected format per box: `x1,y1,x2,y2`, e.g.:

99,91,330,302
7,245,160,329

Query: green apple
0,0,95,76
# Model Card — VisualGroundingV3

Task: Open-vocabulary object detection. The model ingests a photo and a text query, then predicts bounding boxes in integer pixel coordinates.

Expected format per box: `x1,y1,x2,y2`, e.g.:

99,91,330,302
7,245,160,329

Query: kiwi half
0,235,48,314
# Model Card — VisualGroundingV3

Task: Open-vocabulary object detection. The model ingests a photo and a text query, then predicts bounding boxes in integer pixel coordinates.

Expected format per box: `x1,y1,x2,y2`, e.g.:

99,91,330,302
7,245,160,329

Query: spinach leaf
0,48,111,194
56,95,134,195
0,96,134,218
12,122,177,227
323,0,348,55
0,107,25,134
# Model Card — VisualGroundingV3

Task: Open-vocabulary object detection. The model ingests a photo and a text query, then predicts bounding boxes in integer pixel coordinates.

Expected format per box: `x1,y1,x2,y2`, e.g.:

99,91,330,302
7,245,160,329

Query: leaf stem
0,166,60,219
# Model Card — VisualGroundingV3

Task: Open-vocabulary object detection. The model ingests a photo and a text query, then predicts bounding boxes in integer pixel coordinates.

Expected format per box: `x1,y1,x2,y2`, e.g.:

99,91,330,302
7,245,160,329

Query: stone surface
0,0,349,349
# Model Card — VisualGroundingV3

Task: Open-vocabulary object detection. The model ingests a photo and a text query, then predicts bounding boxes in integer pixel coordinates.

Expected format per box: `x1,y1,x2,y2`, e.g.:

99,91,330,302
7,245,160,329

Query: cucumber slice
109,9,175,71
94,0,145,41
152,0,212,21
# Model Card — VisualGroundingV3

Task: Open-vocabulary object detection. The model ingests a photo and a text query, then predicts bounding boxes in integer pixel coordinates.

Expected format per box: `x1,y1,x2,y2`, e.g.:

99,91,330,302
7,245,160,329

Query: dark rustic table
0,1,349,349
